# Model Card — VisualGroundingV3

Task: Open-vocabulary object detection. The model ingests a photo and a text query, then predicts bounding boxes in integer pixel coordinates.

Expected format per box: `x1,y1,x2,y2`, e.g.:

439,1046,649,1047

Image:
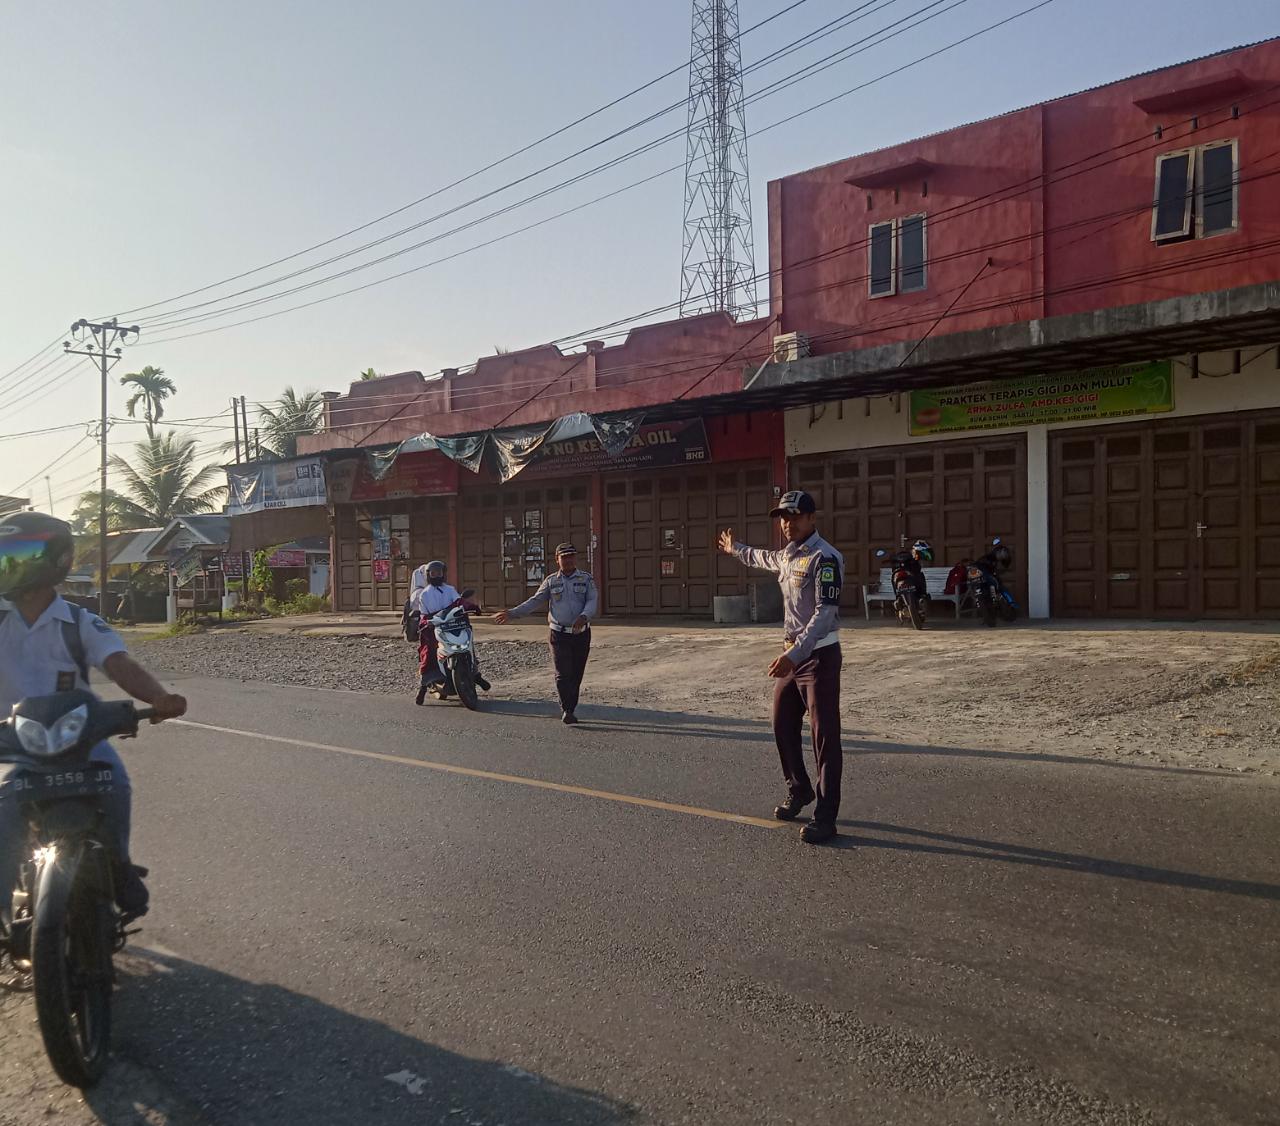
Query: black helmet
991,544,1013,569
425,559,446,586
0,512,75,598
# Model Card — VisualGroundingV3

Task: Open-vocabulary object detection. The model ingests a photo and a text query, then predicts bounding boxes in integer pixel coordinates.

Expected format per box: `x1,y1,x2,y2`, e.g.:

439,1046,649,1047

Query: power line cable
132,0,967,333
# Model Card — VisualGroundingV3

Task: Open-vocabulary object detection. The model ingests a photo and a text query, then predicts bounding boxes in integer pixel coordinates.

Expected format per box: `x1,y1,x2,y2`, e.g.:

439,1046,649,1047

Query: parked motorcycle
874,548,927,630
426,589,487,711
0,691,154,1087
967,538,1019,627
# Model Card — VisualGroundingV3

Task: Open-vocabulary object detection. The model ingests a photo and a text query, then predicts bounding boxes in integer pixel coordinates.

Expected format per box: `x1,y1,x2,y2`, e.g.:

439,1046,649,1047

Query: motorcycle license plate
3,768,118,804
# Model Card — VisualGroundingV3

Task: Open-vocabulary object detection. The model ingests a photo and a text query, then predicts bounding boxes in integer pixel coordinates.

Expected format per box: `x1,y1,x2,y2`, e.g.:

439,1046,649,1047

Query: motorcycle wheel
904,591,924,630
32,843,113,1088
976,593,997,628
452,654,480,711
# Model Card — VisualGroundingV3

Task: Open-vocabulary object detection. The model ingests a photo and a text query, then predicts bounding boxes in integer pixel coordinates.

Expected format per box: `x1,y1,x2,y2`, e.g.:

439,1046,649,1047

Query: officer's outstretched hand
767,654,795,679
493,610,510,625
717,528,736,555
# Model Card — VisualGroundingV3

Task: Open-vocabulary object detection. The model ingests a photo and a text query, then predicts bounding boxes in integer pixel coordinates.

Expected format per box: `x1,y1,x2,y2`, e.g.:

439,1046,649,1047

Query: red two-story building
761,36,1280,620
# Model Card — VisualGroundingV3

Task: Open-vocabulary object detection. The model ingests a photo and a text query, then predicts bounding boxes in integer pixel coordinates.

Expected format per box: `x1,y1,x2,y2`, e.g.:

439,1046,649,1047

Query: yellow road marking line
171,719,783,830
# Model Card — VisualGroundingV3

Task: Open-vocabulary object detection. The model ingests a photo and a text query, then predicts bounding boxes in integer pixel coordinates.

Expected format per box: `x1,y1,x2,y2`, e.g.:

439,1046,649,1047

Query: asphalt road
5,671,1279,1125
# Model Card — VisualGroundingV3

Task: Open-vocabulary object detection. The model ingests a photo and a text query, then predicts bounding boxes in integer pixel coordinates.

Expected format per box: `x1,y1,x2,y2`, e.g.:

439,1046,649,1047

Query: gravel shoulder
130,618,1280,776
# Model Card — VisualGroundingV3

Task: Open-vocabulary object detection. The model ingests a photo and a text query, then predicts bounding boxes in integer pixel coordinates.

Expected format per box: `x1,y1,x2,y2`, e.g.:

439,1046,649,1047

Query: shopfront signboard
908,361,1174,436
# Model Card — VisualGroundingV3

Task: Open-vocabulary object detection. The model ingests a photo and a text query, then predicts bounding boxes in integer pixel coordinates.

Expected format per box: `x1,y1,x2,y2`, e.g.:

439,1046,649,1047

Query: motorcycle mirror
992,537,1002,545
874,549,887,558
460,588,475,599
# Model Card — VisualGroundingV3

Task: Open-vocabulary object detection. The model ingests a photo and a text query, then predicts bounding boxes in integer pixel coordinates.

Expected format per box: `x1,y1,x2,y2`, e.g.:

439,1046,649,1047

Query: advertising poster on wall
227,457,326,514
371,518,391,561
908,360,1174,436
372,559,391,583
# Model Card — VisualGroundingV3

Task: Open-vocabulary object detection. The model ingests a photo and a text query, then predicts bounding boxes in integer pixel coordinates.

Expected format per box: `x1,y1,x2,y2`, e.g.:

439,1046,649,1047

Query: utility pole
64,318,139,617
45,476,54,514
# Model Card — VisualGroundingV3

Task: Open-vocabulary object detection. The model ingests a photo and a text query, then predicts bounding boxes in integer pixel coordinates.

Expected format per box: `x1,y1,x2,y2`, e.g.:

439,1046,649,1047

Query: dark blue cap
769,490,816,518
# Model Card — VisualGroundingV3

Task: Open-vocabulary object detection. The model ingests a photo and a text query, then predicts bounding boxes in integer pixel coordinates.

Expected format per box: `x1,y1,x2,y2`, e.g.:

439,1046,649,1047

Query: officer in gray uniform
719,490,844,844
494,543,598,725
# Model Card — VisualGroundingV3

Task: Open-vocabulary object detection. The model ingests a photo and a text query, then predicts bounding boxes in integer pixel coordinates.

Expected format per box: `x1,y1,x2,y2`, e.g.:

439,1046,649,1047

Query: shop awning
650,280,1280,419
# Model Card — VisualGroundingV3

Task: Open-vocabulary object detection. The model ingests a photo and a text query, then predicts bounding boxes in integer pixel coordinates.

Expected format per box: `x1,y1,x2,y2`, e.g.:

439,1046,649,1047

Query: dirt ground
131,615,1280,777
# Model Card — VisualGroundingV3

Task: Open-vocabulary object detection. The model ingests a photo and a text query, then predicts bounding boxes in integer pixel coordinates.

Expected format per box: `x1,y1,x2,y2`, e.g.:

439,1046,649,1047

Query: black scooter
874,548,928,630
0,691,154,1088
967,538,1019,627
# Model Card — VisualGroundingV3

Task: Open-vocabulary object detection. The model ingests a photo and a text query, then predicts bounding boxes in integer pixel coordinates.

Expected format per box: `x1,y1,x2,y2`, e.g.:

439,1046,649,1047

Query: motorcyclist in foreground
0,513,187,929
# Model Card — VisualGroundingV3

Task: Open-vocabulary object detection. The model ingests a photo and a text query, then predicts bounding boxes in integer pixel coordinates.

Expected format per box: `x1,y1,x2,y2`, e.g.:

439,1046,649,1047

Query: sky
1,0,1276,515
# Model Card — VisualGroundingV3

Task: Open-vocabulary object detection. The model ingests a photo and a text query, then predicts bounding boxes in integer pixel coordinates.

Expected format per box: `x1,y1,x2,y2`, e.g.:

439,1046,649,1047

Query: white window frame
898,213,928,294
1151,148,1194,242
1151,139,1239,244
868,220,897,298
1197,138,1239,239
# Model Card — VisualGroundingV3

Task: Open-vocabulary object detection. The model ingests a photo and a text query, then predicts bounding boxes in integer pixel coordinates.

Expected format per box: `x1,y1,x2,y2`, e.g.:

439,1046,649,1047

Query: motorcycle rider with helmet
408,559,486,705
906,539,934,601
0,513,187,929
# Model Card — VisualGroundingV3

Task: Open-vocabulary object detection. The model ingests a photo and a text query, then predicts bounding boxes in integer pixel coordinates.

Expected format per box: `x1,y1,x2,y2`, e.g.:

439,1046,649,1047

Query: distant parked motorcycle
426,590,488,711
967,538,1019,627
875,547,928,630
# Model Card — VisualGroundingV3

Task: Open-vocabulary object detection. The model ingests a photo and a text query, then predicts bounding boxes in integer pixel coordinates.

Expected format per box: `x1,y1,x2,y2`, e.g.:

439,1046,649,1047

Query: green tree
120,365,177,439
101,431,224,523
359,367,379,380
256,387,325,460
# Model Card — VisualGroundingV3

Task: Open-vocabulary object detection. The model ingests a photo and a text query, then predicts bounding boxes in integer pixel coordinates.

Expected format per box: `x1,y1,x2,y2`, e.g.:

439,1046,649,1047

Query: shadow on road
836,821,1280,901
849,738,1231,777
98,950,633,1126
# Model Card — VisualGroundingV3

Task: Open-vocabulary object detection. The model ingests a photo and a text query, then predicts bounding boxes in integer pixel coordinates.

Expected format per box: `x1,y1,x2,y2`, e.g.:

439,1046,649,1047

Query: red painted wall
770,39,1280,354
300,312,776,453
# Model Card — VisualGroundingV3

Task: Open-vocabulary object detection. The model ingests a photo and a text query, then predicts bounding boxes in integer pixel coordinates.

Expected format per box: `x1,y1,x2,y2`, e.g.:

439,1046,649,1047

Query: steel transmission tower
680,0,758,319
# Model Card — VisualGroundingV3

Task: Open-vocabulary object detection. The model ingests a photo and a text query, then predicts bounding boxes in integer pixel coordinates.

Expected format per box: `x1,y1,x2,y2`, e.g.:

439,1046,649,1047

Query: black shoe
562,711,579,725
476,675,492,692
116,864,150,921
416,685,428,706
800,820,837,845
773,790,815,821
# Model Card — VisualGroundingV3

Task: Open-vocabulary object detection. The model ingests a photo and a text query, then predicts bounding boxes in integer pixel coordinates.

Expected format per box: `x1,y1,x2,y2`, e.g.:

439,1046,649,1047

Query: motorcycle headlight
968,567,984,580
51,705,89,754
14,715,50,757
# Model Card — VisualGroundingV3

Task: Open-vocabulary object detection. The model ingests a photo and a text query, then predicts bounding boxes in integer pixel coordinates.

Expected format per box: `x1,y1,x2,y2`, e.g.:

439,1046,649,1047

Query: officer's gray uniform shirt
509,569,599,631
732,532,843,664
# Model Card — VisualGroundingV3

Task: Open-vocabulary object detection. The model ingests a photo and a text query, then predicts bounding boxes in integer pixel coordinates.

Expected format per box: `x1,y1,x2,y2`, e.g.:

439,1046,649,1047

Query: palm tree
256,387,325,460
105,431,224,522
120,366,177,439
359,367,379,380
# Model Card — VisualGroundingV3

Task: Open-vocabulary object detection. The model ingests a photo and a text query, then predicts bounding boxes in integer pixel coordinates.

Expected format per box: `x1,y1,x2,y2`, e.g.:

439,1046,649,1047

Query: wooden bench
862,566,968,620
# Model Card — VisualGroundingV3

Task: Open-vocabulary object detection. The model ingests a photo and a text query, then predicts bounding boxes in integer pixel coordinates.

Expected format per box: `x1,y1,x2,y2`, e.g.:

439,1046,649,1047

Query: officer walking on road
719,490,845,844
493,544,598,725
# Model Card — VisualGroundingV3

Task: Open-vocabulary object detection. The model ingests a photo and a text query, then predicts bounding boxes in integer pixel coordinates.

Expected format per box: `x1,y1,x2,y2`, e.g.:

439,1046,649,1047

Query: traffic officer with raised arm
493,543,597,725
719,490,845,844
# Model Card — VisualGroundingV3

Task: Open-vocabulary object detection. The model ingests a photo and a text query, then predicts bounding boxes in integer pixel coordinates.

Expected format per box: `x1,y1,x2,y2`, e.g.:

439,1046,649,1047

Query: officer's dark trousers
549,628,591,715
772,644,843,825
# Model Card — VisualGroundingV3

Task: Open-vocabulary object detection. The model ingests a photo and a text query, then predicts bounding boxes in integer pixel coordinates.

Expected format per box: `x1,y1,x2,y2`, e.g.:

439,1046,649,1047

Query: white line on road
171,718,783,830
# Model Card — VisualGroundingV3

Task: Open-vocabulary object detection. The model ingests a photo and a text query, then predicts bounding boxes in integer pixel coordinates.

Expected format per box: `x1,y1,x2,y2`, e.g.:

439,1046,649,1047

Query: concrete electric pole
64,318,139,617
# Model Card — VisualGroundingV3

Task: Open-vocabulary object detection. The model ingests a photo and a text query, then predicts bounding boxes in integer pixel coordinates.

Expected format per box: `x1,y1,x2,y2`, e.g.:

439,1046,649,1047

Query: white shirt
0,595,126,714
411,578,462,617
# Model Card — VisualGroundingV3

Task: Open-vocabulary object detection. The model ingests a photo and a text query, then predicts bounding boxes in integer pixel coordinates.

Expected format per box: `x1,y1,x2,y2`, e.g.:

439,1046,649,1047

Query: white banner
227,457,327,514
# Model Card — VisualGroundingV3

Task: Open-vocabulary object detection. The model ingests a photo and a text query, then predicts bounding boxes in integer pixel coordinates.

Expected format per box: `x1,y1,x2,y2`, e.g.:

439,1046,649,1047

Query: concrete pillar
1026,425,1050,619
584,341,604,392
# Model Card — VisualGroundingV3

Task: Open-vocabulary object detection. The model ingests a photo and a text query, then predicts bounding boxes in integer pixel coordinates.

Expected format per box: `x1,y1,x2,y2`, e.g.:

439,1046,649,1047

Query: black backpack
401,599,421,644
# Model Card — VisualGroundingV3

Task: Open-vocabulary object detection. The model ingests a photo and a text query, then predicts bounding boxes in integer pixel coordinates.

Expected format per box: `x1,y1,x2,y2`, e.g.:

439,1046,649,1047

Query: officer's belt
549,621,589,634
786,631,840,652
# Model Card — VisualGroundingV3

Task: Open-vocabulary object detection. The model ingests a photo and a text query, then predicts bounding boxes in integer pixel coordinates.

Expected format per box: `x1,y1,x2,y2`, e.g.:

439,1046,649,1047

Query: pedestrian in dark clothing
493,544,598,725
720,490,845,845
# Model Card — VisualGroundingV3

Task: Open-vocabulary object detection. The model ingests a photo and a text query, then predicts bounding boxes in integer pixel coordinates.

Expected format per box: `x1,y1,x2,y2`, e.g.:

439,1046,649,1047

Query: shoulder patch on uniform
819,563,836,584
89,616,113,634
